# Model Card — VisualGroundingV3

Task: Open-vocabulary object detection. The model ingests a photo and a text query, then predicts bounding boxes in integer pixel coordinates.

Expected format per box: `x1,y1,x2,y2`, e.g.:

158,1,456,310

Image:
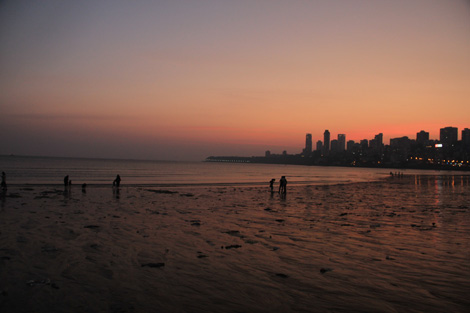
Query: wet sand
1,175,469,312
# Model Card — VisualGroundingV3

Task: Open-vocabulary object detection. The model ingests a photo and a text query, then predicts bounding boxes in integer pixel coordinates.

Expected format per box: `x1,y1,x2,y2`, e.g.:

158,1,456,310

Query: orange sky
1,1,469,160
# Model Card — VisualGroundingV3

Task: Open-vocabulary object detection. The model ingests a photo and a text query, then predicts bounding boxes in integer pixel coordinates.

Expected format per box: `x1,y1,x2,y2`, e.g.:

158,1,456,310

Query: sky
1,0,469,161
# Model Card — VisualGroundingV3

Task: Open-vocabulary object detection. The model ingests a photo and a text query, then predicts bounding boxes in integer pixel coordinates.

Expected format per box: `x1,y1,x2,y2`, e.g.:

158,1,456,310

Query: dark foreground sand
1,175,469,313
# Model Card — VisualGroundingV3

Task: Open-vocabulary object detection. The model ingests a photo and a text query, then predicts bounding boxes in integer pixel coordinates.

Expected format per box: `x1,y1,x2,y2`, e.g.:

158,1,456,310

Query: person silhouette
113,175,121,187
64,175,69,187
279,176,287,194
269,179,275,193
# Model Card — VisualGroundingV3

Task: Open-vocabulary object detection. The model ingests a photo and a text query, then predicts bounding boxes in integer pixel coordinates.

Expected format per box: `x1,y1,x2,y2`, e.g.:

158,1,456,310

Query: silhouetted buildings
390,136,411,148
207,125,470,170
416,130,429,145
323,130,330,155
316,140,323,152
337,134,345,152
303,133,312,155
369,133,383,151
389,136,411,164
462,128,470,147
331,139,339,153
440,127,458,147
360,139,368,150
462,129,470,161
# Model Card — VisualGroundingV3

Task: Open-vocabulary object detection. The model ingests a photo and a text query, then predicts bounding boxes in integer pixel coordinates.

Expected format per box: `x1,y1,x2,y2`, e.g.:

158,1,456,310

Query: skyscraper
323,130,330,155
360,139,368,150
416,130,429,145
338,134,346,151
462,128,470,147
316,140,323,151
440,127,458,146
304,133,312,154
330,139,339,153
347,140,355,151
374,133,383,148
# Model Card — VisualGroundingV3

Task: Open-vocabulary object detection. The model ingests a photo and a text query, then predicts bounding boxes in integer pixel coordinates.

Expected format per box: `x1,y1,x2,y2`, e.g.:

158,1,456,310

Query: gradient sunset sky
1,1,469,161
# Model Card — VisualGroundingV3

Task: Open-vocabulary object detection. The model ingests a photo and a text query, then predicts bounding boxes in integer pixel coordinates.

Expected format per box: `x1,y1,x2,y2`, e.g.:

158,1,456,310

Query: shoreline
2,172,470,189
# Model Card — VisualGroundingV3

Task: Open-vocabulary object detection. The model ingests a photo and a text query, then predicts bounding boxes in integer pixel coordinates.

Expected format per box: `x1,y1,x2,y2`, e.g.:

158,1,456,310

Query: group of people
62,174,121,189
390,171,404,177
269,176,288,195
4,171,290,196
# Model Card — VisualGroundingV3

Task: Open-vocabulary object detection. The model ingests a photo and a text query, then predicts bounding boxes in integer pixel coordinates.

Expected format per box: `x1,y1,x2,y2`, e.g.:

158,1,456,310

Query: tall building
330,139,339,153
462,128,470,147
360,139,368,150
304,133,312,154
338,134,346,151
347,140,355,151
323,130,330,155
390,136,411,162
316,140,323,151
369,138,377,149
416,130,429,145
390,136,411,149
374,133,383,148
368,133,383,151
440,127,458,146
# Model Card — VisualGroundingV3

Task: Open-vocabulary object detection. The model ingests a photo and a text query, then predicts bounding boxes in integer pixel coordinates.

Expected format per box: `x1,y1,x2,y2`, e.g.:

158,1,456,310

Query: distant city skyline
209,125,470,170
306,125,468,155
1,1,469,161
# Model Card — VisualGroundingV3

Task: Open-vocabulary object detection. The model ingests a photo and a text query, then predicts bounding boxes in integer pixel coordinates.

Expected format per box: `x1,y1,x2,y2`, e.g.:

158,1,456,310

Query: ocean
0,155,458,186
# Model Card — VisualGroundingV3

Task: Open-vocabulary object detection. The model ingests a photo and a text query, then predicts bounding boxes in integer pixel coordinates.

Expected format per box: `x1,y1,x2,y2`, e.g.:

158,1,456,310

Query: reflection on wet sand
414,174,470,205
0,178,469,312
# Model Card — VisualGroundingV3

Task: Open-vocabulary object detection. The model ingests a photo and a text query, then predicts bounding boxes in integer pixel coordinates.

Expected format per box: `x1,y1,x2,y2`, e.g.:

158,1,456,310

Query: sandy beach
1,175,469,312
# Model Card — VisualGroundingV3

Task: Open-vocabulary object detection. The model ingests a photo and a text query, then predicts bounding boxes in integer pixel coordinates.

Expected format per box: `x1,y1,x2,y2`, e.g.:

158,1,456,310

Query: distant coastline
205,154,470,172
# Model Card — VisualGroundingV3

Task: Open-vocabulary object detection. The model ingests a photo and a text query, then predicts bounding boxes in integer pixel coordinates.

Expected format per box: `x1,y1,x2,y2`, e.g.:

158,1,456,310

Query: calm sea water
0,155,456,186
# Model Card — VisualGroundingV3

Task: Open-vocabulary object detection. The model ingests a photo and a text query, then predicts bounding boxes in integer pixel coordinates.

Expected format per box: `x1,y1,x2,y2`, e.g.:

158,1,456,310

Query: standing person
113,175,121,187
279,176,287,194
64,175,69,187
1,172,7,190
269,179,275,193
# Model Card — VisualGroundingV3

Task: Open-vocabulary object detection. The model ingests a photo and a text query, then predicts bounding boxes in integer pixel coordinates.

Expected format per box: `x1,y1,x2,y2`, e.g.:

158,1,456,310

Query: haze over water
1,155,390,186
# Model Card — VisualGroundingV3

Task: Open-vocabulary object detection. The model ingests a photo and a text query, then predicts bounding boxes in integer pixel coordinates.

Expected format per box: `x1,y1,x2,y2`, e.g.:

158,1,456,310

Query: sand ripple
1,176,469,312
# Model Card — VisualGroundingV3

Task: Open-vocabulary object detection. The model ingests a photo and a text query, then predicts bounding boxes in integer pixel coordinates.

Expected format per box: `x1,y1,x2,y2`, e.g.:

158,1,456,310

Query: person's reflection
113,186,120,199
1,188,6,210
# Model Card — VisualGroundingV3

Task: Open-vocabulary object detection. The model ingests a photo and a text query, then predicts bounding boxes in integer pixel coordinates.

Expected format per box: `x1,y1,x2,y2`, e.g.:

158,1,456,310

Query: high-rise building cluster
305,130,384,156
300,126,470,169
208,126,470,170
